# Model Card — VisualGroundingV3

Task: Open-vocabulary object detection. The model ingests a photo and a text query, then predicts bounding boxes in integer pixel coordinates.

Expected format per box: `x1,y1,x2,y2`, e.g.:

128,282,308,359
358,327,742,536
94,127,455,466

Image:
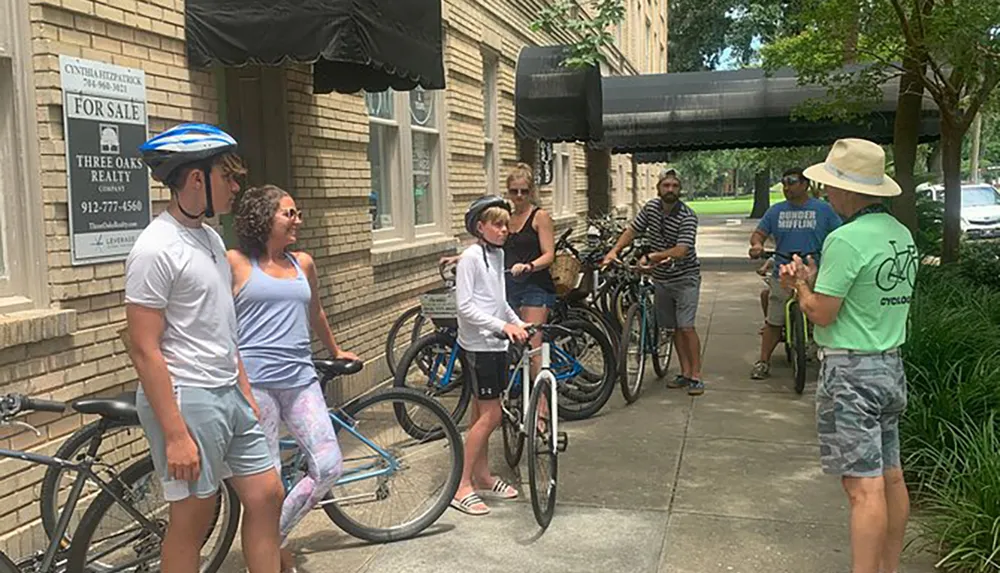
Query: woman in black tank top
503,163,556,325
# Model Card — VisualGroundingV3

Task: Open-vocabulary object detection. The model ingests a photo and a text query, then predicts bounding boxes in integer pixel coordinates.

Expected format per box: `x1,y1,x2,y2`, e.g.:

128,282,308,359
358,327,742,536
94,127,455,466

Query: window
366,87,447,242
552,143,574,216
0,1,46,310
482,52,499,196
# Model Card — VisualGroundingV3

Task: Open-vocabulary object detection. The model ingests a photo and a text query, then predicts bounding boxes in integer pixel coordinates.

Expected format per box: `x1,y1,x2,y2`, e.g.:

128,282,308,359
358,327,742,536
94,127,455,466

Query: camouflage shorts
816,350,908,478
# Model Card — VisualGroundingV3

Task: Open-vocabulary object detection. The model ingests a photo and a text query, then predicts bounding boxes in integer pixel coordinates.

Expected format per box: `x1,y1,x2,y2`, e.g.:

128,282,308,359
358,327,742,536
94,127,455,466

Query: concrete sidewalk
221,217,939,573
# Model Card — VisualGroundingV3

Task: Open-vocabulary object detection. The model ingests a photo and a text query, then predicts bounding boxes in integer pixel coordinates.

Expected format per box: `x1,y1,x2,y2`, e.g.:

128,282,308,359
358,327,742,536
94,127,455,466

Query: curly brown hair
234,184,289,258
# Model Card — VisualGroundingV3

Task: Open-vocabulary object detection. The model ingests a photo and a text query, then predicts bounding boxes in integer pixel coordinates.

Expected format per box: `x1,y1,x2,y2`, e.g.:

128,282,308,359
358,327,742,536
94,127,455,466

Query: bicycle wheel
41,420,141,548
501,392,525,468
322,388,463,543
565,304,620,359
66,456,239,573
790,303,808,395
651,322,674,379
384,305,432,377
527,376,558,529
393,331,471,435
554,319,617,421
619,303,646,404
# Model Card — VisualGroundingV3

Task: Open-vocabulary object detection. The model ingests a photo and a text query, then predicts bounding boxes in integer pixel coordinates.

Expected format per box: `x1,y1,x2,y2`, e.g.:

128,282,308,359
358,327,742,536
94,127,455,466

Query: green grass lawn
686,193,785,216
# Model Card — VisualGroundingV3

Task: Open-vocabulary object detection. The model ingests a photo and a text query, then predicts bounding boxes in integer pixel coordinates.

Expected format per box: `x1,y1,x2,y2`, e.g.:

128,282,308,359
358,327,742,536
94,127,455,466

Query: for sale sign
60,55,150,265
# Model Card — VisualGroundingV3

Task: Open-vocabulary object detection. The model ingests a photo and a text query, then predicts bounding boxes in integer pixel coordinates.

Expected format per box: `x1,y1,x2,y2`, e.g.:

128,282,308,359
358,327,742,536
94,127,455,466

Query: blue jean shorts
506,279,556,310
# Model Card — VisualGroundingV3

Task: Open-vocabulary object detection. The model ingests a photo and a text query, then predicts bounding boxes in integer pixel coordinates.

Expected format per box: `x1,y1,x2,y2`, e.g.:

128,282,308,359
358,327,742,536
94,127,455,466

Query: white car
918,183,1000,240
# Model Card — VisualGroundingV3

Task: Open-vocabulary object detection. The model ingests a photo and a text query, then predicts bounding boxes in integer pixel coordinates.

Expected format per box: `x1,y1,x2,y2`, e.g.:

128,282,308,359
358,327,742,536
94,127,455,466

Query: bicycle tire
393,331,472,436
555,318,617,421
322,388,463,543
619,303,646,404
650,322,674,379
566,304,620,359
501,393,525,468
790,304,808,395
384,305,428,377
875,257,897,292
66,456,239,573
527,377,558,529
40,419,138,549
0,552,17,573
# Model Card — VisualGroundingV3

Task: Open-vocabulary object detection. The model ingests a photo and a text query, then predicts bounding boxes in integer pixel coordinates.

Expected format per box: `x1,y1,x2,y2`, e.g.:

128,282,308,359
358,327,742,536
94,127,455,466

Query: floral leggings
252,382,343,545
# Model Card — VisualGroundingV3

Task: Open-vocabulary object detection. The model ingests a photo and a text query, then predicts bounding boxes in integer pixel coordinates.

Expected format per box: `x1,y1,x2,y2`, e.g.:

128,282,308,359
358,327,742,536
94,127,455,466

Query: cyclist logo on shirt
876,240,918,306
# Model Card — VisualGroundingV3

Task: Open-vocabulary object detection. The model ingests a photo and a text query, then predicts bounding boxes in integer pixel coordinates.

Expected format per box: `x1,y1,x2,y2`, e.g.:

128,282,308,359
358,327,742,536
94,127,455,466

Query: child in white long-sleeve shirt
451,196,529,516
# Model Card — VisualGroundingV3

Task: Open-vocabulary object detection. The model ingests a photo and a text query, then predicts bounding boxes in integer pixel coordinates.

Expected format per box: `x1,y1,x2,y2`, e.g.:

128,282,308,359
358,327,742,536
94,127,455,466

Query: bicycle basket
419,286,458,328
550,253,582,296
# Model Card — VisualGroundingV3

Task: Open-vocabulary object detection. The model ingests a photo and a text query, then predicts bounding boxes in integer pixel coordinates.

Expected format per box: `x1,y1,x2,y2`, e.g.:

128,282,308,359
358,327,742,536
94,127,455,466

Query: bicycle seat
315,359,364,380
72,391,138,425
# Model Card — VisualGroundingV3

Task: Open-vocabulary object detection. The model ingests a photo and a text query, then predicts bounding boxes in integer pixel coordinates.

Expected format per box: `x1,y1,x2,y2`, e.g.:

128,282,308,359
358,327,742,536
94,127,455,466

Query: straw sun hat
803,138,901,197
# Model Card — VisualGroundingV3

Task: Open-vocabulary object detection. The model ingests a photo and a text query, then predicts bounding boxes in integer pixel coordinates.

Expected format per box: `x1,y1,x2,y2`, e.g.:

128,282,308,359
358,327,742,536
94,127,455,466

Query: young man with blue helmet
124,123,283,572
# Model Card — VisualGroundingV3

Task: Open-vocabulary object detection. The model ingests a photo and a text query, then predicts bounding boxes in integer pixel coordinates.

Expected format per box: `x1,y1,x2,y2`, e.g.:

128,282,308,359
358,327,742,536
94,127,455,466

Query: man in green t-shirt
780,139,915,573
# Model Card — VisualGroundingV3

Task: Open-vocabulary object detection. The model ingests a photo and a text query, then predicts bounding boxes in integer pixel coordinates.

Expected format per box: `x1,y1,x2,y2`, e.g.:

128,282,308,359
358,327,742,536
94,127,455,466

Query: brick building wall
0,0,667,554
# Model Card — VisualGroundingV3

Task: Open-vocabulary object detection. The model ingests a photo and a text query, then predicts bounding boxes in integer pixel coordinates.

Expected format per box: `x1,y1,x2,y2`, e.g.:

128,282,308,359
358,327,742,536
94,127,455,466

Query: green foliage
902,266,1000,571
912,191,944,257
959,241,1000,292
530,0,626,69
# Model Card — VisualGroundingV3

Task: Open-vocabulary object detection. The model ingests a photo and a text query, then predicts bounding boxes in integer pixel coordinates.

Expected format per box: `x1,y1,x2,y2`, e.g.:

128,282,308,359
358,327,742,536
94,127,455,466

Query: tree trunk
970,112,982,183
750,169,771,219
940,122,964,263
889,58,924,234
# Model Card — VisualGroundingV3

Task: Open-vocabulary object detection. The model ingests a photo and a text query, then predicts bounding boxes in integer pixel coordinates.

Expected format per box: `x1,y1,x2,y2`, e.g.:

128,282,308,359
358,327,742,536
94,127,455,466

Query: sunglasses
782,176,804,186
280,208,303,220
508,187,531,196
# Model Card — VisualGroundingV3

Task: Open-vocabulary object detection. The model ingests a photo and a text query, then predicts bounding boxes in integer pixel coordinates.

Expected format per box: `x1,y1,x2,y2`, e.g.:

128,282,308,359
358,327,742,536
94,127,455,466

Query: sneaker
667,374,689,389
751,361,770,380
687,379,705,396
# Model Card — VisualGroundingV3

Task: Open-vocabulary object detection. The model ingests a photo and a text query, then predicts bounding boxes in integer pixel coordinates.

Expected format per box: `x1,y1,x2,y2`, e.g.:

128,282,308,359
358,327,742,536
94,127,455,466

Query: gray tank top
234,253,316,388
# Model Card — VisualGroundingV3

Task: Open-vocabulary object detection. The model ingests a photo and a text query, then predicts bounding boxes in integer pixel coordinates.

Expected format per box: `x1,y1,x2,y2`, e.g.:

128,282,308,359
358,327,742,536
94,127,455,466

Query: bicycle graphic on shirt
875,240,919,292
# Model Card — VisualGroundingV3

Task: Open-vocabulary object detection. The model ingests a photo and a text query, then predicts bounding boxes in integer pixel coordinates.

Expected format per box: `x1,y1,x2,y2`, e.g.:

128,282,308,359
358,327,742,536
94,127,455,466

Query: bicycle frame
0,427,161,571
277,408,398,498
504,341,559,455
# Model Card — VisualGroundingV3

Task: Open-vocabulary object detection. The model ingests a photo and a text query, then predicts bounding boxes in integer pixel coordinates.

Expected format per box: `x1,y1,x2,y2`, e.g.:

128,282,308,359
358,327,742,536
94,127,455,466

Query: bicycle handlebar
1,394,67,419
490,323,580,342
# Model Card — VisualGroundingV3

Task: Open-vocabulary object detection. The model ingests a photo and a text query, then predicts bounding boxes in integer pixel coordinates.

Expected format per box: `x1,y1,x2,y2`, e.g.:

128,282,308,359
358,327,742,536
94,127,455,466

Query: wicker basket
550,253,582,297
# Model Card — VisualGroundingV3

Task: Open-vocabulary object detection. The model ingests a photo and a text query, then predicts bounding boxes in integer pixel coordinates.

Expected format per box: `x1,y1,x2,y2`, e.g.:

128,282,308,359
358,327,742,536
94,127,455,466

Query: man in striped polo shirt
602,168,705,395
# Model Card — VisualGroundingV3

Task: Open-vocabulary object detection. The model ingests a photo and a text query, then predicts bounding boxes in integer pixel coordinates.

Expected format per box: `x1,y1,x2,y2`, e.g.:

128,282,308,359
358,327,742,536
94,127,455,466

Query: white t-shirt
124,211,239,388
456,243,525,352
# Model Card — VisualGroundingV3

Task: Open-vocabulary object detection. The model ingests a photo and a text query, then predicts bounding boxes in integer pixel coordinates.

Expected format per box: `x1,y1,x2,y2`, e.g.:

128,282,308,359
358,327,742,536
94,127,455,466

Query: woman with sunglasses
228,185,360,573
503,163,557,348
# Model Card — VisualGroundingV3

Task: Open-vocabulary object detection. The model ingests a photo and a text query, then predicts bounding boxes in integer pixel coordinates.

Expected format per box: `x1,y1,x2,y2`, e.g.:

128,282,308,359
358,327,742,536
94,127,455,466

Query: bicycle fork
539,344,568,455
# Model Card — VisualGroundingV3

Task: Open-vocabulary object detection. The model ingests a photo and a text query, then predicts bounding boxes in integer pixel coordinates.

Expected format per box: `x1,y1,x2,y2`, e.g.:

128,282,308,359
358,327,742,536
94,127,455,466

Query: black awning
186,0,445,94
515,46,603,143
598,67,940,155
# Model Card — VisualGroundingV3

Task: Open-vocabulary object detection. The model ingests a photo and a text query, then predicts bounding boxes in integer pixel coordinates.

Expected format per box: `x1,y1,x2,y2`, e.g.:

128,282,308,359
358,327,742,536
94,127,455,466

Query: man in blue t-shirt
748,168,841,379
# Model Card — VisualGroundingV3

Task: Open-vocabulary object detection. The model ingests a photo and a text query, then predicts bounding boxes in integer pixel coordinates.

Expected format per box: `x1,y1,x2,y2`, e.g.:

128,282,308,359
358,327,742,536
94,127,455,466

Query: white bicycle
499,323,574,529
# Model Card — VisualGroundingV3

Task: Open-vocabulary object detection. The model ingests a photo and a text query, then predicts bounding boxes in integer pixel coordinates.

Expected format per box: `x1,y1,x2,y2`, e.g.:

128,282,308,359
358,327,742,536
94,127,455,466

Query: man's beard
660,192,678,203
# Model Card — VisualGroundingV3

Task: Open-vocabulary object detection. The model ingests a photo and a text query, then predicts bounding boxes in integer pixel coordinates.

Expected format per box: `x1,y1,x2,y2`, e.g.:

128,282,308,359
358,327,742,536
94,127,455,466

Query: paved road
220,216,940,572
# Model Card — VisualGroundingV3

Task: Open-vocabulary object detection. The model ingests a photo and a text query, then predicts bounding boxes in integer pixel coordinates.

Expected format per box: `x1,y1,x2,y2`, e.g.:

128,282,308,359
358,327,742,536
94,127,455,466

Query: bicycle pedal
556,432,569,452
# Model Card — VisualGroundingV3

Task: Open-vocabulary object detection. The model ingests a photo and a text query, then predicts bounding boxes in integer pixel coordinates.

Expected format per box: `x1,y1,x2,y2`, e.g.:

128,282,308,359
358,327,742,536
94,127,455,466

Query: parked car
916,183,1000,240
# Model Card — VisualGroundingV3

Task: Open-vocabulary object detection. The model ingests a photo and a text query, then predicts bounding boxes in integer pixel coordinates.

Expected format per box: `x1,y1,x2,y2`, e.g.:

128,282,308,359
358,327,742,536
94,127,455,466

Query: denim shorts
506,279,556,310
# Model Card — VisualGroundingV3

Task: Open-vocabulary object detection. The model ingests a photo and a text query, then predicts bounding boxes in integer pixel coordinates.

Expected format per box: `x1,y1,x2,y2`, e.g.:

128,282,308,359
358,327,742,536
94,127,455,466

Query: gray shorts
816,351,908,478
136,384,274,502
654,274,701,329
765,276,792,327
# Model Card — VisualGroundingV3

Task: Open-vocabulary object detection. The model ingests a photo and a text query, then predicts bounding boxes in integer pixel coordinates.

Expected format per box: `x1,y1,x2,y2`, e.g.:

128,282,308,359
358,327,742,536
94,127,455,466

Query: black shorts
464,350,507,400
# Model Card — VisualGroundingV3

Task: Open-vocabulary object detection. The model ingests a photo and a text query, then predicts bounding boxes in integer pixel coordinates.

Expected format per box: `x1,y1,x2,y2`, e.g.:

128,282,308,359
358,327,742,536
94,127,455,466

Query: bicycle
275,358,464,543
876,240,918,291
498,324,573,529
0,393,238,573
754,250,814,394
608,258,674,404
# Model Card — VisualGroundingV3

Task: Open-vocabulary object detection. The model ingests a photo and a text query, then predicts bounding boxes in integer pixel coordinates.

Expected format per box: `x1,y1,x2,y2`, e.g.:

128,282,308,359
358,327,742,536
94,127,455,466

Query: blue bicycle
272,359,465,543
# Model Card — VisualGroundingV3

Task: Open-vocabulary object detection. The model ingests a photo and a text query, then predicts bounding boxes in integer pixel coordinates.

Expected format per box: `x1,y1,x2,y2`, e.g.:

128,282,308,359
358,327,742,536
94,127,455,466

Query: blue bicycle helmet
139,123,238,218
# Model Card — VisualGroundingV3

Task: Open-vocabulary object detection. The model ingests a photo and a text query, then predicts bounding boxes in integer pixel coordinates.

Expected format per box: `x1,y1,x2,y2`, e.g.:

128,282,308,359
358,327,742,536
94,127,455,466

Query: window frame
0,0,47,311
482,50,499,197
367,87,449,246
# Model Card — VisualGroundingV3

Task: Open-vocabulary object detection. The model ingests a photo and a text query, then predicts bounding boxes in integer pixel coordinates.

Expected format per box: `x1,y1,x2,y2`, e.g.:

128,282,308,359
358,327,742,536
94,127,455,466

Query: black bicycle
0,393,238,573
